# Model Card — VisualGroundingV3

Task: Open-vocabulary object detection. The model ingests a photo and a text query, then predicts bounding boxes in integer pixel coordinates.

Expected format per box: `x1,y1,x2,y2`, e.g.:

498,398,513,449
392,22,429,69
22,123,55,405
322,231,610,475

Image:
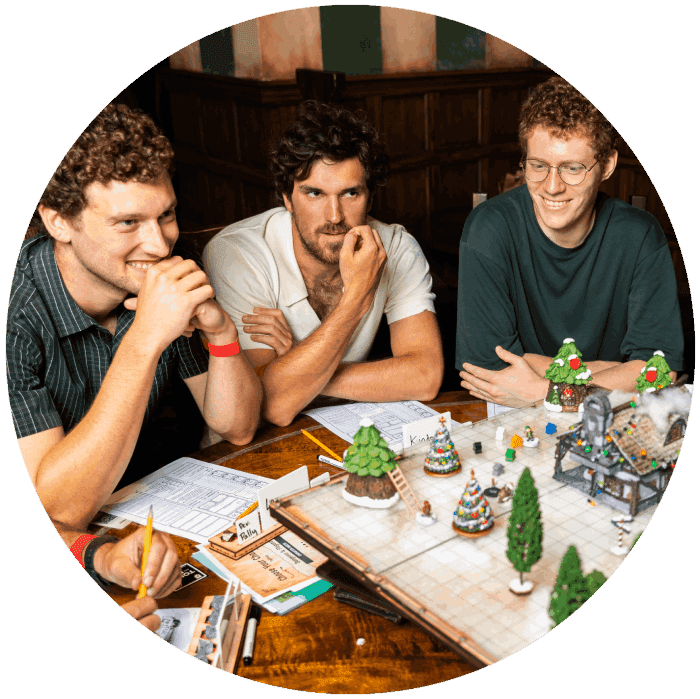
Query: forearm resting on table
27,334,159,529
525,354,626,379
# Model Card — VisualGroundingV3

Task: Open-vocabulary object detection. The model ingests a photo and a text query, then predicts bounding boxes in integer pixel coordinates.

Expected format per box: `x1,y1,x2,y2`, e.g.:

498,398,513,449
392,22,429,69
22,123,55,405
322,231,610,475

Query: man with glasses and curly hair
8,103,262,536
204,101,443,427
456,76,683,407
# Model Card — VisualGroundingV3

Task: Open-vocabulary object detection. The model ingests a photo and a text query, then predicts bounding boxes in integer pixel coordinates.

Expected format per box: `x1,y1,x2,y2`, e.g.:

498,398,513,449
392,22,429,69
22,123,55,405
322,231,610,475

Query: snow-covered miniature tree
586,570,607,596
424,417,461,476
544,338,592,385
453,469,494,536
549,545,591,628
506,467,543,594
635,351,673,393
344,419,397,477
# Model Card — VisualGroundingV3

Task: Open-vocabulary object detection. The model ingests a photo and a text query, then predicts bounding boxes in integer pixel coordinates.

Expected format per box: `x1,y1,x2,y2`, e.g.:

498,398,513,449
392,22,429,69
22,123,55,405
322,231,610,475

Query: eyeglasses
521,159,599,186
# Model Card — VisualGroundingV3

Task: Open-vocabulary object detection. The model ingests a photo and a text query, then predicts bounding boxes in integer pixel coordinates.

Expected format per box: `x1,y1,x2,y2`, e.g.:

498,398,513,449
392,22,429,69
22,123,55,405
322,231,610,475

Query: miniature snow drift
424,417,462,477
544,338,592,412
453,469,495,537
553,386,688,515
343,419,400,508
635,351,673,393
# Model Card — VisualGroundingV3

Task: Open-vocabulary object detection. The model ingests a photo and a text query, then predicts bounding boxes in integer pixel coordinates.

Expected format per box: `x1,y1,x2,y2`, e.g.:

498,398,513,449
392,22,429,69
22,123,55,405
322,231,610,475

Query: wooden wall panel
201,99,238,162
435,91,480,149
382,95,426,157
489,87,528,145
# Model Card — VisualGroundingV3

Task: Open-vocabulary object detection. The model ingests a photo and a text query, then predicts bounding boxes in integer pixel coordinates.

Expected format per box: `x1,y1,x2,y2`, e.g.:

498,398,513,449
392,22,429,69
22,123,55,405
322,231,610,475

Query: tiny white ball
356,638,366,646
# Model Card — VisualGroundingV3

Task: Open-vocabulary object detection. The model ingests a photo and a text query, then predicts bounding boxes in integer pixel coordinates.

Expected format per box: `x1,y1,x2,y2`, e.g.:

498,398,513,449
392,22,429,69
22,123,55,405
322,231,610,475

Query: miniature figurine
545,422,557,435
416,499,437,526
492,462,505,477
505,447,516,462
453,470,494,537
483,477,500,498
510,434,523,448
473,441,482,454
544,338,592,412
496,426,505,441
342,418,400,508
423,417,462,477
523,426,539,448
506,468,543,594
635,350,673,393
497,482,514,503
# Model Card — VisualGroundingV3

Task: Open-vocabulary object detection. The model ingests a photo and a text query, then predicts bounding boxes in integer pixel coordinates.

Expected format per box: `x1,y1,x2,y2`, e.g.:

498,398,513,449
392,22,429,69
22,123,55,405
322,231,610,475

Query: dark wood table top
106,392,487,693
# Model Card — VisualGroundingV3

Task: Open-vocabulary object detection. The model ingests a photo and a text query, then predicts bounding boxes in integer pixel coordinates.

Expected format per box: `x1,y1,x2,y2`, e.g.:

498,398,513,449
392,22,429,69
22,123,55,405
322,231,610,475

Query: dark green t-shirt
455,185,683,372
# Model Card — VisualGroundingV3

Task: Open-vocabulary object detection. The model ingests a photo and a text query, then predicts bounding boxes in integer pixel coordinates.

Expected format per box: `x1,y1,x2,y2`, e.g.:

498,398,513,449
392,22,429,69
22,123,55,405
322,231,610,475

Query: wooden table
106,392,486,693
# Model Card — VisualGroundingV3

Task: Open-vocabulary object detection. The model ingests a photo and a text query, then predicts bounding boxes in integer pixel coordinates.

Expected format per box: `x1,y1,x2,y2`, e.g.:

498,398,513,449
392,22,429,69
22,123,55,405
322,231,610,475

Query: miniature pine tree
424,417,461,475
506,467,543,586
630,530,643,550
549,545,591,628
344,419,397,478
635,351,673,392
544,338,592,386
546,384,561,405
586,570,607,596
453,469,494,534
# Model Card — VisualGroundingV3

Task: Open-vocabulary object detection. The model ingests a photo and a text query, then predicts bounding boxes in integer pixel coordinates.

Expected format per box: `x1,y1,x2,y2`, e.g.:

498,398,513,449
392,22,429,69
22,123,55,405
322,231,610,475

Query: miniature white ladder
388,464,420,516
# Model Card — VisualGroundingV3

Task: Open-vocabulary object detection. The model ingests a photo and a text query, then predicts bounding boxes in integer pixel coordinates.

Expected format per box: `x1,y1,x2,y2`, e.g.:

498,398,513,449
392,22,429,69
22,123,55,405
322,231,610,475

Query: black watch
83,535,119,590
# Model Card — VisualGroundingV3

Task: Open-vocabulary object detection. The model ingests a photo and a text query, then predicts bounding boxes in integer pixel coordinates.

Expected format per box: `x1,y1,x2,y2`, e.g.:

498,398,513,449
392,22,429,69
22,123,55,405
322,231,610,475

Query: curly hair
29,102,174,237
269,101,390,201
519,77,618,162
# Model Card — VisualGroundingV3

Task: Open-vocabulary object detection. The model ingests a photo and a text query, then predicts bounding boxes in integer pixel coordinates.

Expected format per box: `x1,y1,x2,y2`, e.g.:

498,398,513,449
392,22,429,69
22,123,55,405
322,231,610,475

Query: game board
271,395,663,666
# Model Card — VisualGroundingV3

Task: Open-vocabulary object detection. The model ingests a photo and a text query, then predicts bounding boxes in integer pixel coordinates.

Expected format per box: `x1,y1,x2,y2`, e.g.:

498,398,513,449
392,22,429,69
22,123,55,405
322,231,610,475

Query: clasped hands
460,346,549,407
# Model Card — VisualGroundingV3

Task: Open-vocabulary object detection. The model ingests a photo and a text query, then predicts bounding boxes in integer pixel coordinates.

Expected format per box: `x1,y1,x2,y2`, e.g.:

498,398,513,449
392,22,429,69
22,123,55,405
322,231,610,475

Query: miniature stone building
553,387,688,515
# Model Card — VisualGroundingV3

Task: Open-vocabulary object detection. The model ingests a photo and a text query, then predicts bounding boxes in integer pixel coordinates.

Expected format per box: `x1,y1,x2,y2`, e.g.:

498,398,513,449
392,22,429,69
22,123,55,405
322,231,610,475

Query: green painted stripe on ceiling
435,16,485,70
320,5,382,76
200,27,235,77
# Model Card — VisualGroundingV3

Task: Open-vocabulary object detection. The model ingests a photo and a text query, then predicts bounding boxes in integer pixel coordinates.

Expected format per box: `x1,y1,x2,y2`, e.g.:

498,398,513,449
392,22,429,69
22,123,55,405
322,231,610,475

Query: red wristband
208,341,240,357
70,534,97,567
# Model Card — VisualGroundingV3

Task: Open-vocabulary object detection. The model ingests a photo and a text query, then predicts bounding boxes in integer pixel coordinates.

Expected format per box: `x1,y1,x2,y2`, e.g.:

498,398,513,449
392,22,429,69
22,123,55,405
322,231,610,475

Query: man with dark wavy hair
457,77,682,406
8,103,262,538
204,101,442,426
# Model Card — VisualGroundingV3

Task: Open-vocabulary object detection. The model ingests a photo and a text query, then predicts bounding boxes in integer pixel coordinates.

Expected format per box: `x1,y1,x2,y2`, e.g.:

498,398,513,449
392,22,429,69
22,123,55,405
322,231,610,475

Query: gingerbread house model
553,387,689,515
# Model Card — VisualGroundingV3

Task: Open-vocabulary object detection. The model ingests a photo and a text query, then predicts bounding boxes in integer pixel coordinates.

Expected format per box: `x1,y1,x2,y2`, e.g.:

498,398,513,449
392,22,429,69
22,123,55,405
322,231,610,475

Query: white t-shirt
202,207,436,362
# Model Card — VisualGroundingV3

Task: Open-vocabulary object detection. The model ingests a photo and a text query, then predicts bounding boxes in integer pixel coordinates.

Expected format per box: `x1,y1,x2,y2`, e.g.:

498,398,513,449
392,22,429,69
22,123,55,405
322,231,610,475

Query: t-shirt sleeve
6,321,63,438
203,236,279,352
383,227,436,325
621,225,684,370
455,212,524,372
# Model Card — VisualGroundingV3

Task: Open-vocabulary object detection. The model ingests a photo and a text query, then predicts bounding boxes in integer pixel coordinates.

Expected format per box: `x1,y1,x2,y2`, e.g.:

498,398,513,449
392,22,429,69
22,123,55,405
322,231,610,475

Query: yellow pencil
301,429,343,462
235,501,259,522
138,505,154,599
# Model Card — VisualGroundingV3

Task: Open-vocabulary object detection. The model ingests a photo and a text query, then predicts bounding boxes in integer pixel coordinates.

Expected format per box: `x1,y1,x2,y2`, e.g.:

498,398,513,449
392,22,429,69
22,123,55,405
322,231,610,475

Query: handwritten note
402,412,451,450
236,511,262,543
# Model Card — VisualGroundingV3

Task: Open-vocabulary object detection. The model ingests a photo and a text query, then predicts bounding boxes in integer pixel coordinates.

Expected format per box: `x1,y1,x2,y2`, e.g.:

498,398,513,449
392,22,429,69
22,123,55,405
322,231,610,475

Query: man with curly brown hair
203,101,443,426
456,77,682,406
7,103,262,531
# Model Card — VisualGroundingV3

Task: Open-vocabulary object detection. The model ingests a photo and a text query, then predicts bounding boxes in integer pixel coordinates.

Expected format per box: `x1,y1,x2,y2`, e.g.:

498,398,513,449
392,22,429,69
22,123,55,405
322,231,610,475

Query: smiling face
283,157,370,266
524,126,617,247
49,175,178,310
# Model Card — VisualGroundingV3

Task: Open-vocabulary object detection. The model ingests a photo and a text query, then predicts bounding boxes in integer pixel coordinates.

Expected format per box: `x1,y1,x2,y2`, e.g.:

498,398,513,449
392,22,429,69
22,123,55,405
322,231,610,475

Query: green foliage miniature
544,338,592,386
635,351,673,392
630,530,643,550
343,419,397,478
506,468,543,586
546,385,561,405
549,545,591,628
586,569,607,596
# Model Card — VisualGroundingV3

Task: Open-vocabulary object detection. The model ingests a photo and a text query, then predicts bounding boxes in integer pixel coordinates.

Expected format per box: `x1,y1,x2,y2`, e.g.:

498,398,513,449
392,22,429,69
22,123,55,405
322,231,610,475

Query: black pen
242,605,262,666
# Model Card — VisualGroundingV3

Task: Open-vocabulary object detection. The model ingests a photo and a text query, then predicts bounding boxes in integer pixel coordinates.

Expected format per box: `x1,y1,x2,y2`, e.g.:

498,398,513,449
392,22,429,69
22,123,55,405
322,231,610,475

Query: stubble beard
296,217,351,265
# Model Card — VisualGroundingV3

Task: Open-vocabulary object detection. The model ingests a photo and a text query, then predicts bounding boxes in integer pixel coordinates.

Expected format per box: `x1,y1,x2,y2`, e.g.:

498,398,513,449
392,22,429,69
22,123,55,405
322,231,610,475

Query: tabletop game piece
416,499,437,526
610,520,630,555
497,482,514,503
505,447,516,462
452,469,495,537
342,418,400,508
635,350,673,393
495,426,505,441
545,422,557,435
473,441,482,454
483,477,500,498
544,338,592,412
506,468,543,595
523,426,539,448
492,462,505,477
423,416,462,477
510,434,523,448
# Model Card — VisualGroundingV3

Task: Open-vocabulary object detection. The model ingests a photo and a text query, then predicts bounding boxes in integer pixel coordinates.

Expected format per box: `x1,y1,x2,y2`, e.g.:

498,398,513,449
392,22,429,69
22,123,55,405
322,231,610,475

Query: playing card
179,563,208,590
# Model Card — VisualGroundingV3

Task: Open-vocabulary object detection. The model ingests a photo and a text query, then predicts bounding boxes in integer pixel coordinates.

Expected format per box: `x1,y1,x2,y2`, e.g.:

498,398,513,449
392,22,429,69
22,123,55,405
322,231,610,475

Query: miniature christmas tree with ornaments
423,416,462,477
453,469,495,537
635,351,673,393
544,338,592,412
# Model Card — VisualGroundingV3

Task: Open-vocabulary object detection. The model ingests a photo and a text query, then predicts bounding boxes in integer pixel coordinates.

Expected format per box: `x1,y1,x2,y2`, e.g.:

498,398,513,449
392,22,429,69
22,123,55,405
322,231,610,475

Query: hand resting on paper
121,596,161,632
93,527,182,599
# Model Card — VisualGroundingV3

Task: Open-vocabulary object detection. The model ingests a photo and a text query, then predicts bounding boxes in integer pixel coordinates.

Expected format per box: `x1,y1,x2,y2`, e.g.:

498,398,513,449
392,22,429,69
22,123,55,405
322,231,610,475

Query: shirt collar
266,210,309,307
30,236,118,338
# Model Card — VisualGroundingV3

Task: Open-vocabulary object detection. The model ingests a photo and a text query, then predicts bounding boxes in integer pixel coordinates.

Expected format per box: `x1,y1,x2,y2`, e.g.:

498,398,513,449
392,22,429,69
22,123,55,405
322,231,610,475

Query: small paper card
236,511,262,544
258,466,310,530
402,412,451,450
